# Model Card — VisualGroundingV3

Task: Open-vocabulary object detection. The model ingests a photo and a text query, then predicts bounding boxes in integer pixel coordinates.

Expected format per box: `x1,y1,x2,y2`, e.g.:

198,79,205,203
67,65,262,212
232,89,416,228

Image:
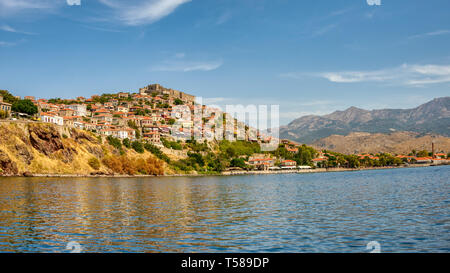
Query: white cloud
0,0,60,15
0,41,15,46
98,0,191,26
313,23,338,37
0,39,25,47
200,97,232,104
0,0,189,25
409,29,450,39
216,11,232,25
0,24,36,35
152,60,223,72
284,64,450,86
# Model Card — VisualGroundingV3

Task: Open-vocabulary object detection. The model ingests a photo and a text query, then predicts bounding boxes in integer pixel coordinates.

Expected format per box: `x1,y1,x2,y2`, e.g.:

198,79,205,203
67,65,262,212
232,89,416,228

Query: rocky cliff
0,122,166,176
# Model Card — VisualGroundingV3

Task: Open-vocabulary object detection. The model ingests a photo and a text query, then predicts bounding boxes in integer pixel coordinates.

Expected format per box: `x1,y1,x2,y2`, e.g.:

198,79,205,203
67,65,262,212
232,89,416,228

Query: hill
312,131,450,155
0,122,167,176
280,97,450,144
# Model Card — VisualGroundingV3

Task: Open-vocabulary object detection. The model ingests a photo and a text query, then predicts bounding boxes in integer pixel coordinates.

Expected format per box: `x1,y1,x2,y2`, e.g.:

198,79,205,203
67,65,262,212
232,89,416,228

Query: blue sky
0,0,449,124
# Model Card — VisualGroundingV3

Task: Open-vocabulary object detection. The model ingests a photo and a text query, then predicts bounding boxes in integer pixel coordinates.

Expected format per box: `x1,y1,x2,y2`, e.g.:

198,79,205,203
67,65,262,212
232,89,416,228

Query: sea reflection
0,166,449,253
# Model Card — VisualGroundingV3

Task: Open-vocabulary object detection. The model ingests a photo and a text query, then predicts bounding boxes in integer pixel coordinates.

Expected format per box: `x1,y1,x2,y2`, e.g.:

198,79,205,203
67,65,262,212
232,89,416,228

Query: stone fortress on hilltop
139,84,196,104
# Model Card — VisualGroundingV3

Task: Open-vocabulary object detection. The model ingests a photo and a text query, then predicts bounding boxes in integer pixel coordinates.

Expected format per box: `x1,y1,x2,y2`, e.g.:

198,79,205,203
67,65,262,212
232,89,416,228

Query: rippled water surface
0,166,449,253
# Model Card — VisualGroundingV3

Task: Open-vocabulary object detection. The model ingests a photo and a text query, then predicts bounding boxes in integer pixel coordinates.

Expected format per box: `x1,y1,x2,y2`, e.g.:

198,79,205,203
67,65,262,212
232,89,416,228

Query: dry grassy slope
0,122,167,175
312,131,450,155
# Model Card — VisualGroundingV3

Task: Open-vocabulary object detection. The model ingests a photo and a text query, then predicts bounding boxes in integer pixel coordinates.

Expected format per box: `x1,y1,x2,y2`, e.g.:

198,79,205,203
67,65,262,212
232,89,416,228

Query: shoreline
1,163,446,178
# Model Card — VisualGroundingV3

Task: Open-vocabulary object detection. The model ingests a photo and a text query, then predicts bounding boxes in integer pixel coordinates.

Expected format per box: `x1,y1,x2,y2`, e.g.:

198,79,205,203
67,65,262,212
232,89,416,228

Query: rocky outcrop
15,144,33,165
54,147,78,164
0,149,18,175
86,145,104,159
27,124,79,163
29,124,64,156
71,128,97,143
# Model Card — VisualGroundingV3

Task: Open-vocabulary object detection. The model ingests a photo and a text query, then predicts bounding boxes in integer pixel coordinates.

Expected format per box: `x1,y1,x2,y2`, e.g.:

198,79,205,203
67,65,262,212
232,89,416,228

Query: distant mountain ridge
280,97,450,144
312,131,450,155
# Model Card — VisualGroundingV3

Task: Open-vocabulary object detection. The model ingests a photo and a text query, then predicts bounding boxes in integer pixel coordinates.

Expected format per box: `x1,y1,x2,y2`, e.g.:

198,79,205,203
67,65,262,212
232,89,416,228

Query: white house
65,104,87,117
41,114,64,126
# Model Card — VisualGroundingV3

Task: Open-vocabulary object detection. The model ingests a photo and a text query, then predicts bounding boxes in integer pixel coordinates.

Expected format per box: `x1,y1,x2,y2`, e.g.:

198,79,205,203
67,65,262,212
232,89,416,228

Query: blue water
0,166,449,253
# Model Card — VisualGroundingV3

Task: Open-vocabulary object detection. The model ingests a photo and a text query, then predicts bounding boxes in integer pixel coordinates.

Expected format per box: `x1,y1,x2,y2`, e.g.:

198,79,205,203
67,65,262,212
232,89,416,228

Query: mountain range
280,97,450,144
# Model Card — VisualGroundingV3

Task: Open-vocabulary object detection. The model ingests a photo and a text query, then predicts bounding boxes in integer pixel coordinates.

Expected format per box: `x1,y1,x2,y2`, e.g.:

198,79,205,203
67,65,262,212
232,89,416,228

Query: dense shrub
122,138,131,148
88,157,101,170
230,158,246,169
107,136,122,150
219,140,261,157
102,155,164,175
0,110,9,119
144,143,171,163
161,138,182,150
131,141,145,153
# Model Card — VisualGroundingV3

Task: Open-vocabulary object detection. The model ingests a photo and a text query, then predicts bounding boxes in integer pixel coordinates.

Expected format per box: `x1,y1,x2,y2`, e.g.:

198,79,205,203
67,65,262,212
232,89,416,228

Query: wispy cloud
284,64,450,86
0,41,15,47
0,24,36,35
313,23,338,37
98,0,191,26
200,97,232,105
152,60,223,72
81,25,123,33
0,0,61,15
0,39,25,47
409,29,450,39
151,52,222,72
216,11,232,25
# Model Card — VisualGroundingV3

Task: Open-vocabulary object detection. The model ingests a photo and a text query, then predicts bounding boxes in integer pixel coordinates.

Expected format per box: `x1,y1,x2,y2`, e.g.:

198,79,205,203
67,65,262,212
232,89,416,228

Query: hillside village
0,84,449,176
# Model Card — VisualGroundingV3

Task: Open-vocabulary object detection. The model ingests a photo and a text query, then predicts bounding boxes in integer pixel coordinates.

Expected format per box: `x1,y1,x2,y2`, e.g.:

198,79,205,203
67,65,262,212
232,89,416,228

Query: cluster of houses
15,84,274,147
394,153,449,164
244,140,449,170
247,156,302,170
16,84,197,145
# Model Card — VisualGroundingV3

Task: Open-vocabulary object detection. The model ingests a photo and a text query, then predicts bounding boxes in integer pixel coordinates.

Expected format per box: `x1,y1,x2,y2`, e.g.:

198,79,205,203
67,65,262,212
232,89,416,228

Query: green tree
230,158,246,169
107,136,122,150
12,99,38,115
0,90,18,104
417,150,429,157
187,152,205,167
144,143,170,163
131,141,144,153
122,138,131,148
